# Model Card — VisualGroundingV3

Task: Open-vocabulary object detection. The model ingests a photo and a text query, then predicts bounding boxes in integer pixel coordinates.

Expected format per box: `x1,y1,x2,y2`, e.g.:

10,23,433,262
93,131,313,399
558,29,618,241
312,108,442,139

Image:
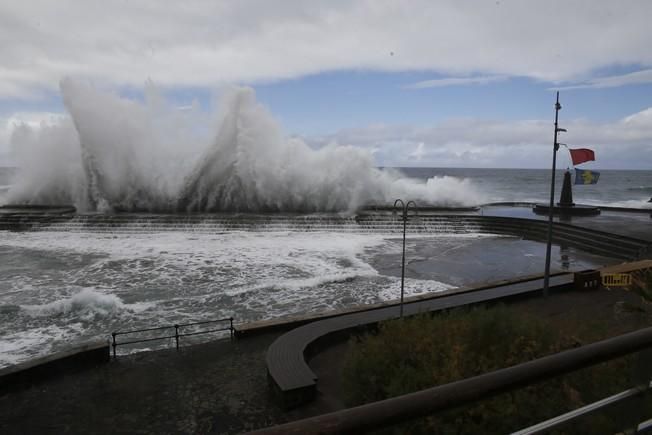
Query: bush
341,305,637,434
632,269,652,302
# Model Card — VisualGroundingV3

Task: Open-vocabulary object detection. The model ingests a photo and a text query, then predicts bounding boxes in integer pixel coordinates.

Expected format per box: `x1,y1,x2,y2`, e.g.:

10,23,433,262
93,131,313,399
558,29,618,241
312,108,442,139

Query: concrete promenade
1,332,287,434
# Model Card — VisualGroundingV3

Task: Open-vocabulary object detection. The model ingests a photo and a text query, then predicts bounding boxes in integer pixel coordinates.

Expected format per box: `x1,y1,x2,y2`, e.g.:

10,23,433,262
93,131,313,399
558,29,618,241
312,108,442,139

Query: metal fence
110,317,234,358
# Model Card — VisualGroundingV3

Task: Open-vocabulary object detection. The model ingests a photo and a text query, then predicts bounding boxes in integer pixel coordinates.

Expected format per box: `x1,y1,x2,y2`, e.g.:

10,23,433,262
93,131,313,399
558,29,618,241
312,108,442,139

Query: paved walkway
0,333,294,435
483,206,652,242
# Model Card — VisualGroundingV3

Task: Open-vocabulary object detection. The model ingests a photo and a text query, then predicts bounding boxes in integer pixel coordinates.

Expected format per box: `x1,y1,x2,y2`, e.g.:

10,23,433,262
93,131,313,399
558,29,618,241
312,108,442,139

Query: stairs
0,213,649,260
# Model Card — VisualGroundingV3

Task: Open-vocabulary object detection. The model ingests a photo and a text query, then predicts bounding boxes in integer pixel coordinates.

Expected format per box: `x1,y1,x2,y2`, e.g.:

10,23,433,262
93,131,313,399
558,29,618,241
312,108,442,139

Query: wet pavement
0,333,291,435
482,205,652,242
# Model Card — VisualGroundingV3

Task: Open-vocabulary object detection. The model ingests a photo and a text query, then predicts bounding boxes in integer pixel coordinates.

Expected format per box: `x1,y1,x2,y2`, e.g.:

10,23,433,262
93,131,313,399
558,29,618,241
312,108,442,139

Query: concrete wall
0,340,109,392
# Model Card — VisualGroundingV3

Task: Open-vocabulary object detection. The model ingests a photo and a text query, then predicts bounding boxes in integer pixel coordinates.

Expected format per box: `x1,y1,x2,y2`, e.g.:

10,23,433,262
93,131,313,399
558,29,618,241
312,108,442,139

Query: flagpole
543,91,563,297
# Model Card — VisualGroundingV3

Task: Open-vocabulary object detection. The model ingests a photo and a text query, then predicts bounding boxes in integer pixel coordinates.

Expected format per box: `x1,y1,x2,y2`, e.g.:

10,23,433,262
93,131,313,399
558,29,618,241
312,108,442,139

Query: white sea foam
0,230,393,309
0,230,463,366
7,80,484,212
0,324,84,367
21,288,151,319
377,277,455,301
1,226,615,368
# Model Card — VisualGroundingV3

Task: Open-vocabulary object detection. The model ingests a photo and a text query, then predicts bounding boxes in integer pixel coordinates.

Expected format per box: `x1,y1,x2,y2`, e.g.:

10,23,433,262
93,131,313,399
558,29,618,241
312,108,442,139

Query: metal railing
249,326,652,435
110,317,234,358
512,381,652,434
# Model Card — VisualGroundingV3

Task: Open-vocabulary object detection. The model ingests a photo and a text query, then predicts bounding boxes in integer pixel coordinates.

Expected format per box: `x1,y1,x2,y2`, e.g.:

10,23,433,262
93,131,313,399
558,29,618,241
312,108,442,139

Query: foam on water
21,288,151,319
0,229,466,367
0,324,84,367
5,80,483,212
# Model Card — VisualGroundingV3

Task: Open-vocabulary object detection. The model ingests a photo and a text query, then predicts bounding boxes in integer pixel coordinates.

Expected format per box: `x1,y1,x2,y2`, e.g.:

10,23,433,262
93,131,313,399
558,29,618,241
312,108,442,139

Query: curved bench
266,273,574,409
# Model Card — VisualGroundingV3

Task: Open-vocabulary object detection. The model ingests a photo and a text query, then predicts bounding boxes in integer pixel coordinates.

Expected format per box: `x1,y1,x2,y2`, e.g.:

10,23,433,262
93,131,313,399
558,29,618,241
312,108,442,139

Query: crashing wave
21,288,147,319
6,79,484,212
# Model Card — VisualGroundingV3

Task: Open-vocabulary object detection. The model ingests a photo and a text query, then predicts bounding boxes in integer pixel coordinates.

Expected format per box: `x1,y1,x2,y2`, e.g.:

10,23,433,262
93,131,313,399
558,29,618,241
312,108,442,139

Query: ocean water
0,219,614,368
396,167,652,209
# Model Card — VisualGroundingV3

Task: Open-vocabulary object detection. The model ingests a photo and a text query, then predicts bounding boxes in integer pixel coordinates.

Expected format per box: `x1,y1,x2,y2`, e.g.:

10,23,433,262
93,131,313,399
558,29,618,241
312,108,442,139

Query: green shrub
632,269,652,302
341,305,637,434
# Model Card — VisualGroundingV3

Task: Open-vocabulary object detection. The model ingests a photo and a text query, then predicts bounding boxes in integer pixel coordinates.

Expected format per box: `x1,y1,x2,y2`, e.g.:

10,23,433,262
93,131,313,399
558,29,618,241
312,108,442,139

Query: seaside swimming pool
0,216,618,368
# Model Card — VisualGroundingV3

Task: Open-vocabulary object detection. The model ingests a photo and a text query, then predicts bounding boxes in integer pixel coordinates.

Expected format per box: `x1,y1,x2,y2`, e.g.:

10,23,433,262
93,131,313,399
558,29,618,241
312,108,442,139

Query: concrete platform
0,204,76,215
533,203,601,216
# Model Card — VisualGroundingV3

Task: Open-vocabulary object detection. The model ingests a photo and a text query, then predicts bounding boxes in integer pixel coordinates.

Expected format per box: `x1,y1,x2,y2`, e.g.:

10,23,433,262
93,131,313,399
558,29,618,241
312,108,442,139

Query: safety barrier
110,317,234,358
602,273,633,287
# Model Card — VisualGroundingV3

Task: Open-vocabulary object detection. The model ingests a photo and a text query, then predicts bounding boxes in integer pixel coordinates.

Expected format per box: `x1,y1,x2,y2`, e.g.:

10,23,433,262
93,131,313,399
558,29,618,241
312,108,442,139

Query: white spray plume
6,79,484,212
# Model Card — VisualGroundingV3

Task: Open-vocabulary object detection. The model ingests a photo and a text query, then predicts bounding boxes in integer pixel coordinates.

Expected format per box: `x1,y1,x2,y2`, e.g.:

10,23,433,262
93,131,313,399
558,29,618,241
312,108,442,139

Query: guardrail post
111,332,117,358
174,324,180,350
629,348,652,432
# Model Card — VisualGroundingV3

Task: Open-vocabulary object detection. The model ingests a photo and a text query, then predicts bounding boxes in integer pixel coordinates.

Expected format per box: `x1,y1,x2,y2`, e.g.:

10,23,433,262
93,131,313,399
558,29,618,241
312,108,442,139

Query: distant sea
2,166,651,209
395,167,652,209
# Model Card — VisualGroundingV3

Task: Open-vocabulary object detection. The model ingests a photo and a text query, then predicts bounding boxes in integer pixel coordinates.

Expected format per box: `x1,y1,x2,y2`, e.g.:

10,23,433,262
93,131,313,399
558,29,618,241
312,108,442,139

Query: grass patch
631,269,652,303
341,304,645,434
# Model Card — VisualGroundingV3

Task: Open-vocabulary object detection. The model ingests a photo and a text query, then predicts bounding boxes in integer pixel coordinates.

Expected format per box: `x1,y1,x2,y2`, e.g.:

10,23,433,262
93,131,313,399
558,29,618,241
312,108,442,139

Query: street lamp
543,91,566,297
393,199,418,318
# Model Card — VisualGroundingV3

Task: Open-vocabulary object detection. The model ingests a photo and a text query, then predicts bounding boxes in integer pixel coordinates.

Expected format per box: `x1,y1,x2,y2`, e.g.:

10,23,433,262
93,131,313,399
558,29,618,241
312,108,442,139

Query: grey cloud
3,105,651,169
1,1,652,98
405,76,508,89
555,69,652,91
309,107,652,169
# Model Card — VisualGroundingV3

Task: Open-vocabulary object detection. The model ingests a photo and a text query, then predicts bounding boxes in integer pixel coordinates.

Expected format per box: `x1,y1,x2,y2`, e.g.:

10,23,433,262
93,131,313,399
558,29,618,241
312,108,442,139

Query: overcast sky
1,0,652,168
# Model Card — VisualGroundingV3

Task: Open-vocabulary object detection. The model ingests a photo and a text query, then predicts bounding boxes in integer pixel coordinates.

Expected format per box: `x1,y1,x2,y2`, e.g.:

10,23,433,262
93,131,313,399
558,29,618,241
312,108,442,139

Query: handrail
110,317,234,358
511,381,652,434
249,326,652,435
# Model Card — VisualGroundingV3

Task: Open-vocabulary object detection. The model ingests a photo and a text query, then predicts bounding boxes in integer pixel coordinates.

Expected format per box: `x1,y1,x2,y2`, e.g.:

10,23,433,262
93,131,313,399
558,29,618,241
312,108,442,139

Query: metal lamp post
543,91,566,297
393,199,418,318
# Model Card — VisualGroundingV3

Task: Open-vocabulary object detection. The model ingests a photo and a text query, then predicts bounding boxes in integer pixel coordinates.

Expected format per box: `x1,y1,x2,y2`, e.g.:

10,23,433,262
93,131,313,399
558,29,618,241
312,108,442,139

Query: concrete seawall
0,340,109,392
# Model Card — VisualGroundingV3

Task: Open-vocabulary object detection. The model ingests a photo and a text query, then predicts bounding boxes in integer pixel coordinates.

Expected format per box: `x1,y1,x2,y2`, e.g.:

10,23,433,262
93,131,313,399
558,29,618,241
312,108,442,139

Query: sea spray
7,80,484,211
8,117,88,207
